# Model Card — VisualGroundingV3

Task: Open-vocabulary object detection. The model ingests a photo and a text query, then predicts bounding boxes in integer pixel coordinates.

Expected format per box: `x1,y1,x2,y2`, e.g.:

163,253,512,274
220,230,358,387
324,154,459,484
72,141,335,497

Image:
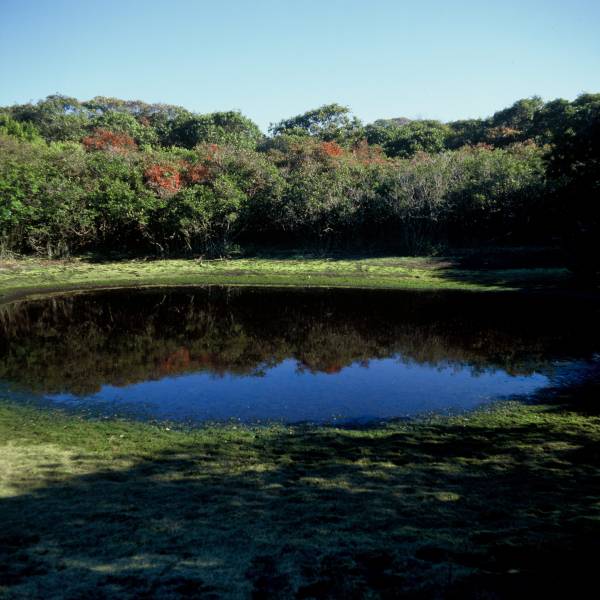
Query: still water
0,287,598,424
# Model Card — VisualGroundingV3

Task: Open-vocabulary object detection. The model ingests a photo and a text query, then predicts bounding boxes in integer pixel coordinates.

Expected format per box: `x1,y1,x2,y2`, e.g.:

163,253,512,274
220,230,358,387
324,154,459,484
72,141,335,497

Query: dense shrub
0,93,597,261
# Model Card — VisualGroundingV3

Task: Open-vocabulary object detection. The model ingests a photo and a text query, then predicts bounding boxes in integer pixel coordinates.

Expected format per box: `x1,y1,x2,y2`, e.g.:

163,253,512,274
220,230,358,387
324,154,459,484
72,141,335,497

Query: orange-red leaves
321,141,344,157
82,129,137,153
144,163,182,194
144,161,211,195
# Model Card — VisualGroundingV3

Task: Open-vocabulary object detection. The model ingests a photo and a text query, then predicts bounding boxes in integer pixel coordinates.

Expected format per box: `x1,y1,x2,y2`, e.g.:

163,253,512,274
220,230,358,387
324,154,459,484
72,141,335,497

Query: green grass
0,252,597,597
1,396,599,598
0,254,573,303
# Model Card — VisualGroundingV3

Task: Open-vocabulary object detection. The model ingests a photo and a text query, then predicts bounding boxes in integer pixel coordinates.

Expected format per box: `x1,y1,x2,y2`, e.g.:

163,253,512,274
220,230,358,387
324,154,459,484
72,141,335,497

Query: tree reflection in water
0,287,598,422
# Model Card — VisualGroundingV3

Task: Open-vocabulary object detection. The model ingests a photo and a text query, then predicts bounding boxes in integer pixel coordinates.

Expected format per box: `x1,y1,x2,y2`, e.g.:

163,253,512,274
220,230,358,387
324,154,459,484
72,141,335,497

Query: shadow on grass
2,410,600,598
433,265,580,293
430,247,600,294
532,377,600,417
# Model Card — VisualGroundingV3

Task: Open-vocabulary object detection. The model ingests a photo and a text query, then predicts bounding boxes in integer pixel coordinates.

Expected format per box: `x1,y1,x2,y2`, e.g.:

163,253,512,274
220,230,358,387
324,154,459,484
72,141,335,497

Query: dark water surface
1,287,598,424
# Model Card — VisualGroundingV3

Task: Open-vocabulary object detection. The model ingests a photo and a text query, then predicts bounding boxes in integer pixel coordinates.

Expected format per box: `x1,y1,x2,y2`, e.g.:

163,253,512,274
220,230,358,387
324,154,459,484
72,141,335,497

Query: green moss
1,399,599,597
0,256,572,303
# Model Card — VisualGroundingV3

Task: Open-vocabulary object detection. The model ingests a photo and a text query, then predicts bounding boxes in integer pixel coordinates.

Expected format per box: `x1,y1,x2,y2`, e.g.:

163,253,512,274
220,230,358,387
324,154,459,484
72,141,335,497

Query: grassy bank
0,252,573,303
1,252,598,597
1,396,599,598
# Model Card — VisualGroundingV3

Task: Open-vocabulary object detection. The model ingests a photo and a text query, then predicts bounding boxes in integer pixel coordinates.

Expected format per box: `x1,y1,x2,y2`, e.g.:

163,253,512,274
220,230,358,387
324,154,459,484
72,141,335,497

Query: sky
1,0,599,131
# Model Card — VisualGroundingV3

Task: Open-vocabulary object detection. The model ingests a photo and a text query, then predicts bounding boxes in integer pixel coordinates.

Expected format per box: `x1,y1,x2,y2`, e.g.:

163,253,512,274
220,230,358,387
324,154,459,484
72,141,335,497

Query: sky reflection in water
46,358,549,423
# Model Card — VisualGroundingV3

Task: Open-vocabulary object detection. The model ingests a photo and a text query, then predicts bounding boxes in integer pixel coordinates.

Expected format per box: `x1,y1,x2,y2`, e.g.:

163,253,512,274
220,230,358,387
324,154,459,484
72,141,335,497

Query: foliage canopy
0,93,598,275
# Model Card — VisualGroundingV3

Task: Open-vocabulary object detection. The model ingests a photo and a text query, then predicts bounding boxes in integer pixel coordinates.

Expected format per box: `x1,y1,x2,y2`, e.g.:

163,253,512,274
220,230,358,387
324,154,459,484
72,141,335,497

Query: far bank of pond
0,253,576,305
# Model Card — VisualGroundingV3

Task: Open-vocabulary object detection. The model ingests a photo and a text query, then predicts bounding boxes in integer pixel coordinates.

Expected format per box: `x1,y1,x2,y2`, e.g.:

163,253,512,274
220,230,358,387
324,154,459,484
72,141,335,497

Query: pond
0,287,598,424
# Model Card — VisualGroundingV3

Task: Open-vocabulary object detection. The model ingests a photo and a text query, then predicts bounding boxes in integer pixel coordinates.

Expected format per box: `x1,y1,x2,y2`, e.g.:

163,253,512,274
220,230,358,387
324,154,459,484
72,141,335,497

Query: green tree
10,95,90,142
169,112,262,149
0,113,42,142
269,104,363,144
83,96,193,146
544,94,600,278
446,119,487,149
383,120,451,158
90,111,158,146
154,175,246,255
364,118,410,148
491,96,544,132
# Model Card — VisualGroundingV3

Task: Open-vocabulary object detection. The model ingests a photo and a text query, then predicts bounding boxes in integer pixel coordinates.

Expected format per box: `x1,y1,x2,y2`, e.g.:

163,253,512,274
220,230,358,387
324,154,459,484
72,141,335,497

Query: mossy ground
0,253,572,304
1,392,599,598
0,253,598,598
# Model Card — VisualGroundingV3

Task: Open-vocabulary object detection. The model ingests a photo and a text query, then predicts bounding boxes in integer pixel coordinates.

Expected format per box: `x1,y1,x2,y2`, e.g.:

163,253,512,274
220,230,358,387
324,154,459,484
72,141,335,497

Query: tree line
0,94,598,275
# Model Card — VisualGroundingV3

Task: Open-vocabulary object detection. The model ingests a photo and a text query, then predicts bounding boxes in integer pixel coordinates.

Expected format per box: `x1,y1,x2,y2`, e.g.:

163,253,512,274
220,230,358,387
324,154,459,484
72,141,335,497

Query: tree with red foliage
144,163,182,196
82,128,137,153
320,141,344,157
351,139,386,165
182,162,210,184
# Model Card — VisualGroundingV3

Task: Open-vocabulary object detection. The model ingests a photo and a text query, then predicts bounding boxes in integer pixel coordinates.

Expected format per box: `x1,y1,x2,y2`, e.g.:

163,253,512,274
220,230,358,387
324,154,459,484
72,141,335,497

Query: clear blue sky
1,0,599,131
